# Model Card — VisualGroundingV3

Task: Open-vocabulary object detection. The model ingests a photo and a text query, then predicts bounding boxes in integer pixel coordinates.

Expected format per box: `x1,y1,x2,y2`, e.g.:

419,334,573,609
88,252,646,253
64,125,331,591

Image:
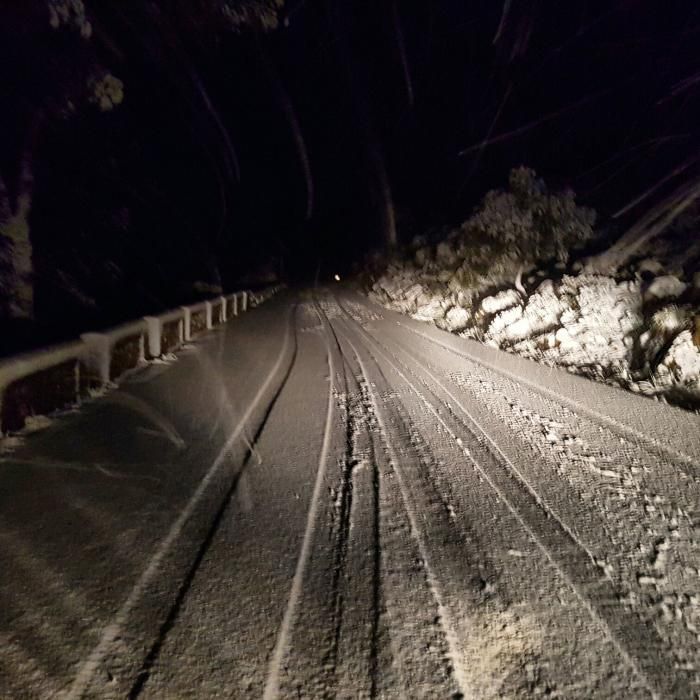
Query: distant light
334,274,341,282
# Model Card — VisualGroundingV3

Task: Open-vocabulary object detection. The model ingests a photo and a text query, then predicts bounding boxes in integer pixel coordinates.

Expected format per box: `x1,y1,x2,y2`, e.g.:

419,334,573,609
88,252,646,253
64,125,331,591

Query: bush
462,167,596,264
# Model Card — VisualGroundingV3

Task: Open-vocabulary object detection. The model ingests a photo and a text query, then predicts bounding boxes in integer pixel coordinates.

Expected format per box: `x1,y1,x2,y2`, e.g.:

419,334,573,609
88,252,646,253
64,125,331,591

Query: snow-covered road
1,289,699,698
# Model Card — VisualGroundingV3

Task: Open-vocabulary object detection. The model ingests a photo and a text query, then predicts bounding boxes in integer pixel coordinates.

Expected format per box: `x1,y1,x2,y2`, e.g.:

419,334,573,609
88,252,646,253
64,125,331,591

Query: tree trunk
256,40,314,221
0,150,35,320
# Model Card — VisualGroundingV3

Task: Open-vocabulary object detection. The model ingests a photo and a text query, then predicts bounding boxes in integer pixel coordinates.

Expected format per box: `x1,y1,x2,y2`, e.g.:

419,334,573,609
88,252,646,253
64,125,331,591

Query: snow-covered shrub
463,167,596,264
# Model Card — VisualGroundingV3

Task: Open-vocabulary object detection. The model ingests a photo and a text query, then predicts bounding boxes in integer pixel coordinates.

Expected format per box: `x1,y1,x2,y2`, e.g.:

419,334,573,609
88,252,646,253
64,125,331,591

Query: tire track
335,294,689,699
315,298,384,698
396,321,700,473
261,307,336,700
337,327,475,699
65,305,299,700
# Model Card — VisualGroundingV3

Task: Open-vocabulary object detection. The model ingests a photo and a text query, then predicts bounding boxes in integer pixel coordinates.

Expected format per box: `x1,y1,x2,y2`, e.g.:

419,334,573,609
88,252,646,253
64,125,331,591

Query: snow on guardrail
0,285,284,437
0,340,86,434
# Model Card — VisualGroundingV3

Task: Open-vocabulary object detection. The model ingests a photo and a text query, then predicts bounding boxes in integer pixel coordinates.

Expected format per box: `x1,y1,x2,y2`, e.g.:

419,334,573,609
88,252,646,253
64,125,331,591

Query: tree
0,1,123,321
0,0,284,323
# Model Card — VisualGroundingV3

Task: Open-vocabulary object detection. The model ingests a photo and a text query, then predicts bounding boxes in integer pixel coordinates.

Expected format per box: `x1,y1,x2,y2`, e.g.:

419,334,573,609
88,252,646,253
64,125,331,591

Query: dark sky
2,0,700,333
221,0,700,274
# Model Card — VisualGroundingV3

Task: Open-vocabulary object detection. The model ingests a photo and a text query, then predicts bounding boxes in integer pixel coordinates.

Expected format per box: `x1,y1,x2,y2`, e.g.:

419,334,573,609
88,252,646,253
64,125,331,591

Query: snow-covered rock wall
367,169,700,409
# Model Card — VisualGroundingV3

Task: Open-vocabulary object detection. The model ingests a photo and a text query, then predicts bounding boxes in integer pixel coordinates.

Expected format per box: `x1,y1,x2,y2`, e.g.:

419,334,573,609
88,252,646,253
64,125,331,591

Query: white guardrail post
181,306,192,342
144,316,163,358
80,332,112,386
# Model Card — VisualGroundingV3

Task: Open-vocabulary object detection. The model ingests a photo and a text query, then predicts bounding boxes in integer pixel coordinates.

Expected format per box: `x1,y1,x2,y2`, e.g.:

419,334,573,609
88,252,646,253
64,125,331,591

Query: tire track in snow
337,294,687,699
261,307,336,700
65,306,298,700
312,296,385,698
339,329,475,700
330,354,383,696
398,321,700,474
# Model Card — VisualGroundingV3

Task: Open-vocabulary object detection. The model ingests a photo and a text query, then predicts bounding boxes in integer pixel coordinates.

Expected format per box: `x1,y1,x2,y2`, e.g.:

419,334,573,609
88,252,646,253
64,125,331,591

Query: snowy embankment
368,169,700,409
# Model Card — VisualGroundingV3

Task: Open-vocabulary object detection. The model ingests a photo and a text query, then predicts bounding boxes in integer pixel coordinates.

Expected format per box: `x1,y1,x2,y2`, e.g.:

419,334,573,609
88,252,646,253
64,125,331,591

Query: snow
481,289,521,315
444,306,470,332
1,287,699,698
411,297,446,322
637,258,665,275
657,331,700,387
645,275,687,300
369,255,699,408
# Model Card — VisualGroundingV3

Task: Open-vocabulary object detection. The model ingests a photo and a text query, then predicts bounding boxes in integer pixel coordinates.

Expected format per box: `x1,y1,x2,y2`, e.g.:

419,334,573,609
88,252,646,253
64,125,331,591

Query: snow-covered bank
368,169,700,409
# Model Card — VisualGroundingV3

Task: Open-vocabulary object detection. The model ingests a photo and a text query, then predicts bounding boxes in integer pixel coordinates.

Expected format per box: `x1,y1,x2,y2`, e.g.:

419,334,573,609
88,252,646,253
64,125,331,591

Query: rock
657,330,700,383
436,241,458,266
535,279,555,295
555,327,574,346
637,258,665,276
504,317,536,342
413,298,446,322
491,282,564,344
444,306,470,332
415,247,430,266
455,289,475,308
416,290,433,307
487,305,524,339
404,283,425,304
447,275,464,294
481,289,521,315
646,275,687,301
694,271,700,290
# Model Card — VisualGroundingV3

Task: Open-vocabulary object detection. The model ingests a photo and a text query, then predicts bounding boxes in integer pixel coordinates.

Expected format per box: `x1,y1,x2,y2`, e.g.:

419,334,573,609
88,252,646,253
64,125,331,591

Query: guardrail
0,285,283,437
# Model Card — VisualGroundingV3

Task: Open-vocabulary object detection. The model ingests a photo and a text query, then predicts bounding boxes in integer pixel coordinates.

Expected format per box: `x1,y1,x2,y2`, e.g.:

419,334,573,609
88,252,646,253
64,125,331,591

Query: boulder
436,241,458,266
413,298,447,322
637,258,664,276
415,247,430,266
481,289,521,315
404,283,425,304
444,306,471,332
646,275,687,301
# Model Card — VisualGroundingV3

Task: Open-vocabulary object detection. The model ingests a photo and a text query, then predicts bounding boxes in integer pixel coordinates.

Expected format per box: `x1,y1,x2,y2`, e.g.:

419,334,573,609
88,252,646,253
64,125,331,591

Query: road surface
1,289,699,698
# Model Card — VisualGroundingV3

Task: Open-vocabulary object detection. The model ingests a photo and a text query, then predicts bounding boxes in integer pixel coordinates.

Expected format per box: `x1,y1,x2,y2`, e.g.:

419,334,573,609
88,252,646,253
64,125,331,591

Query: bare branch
392,0,414,107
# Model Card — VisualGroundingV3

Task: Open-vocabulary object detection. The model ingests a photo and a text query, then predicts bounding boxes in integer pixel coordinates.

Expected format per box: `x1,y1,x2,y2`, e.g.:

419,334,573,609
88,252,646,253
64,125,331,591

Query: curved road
1,289,699,698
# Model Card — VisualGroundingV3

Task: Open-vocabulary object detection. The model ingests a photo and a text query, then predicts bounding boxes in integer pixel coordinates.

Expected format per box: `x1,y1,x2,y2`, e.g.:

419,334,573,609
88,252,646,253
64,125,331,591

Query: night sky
1,0,700,343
